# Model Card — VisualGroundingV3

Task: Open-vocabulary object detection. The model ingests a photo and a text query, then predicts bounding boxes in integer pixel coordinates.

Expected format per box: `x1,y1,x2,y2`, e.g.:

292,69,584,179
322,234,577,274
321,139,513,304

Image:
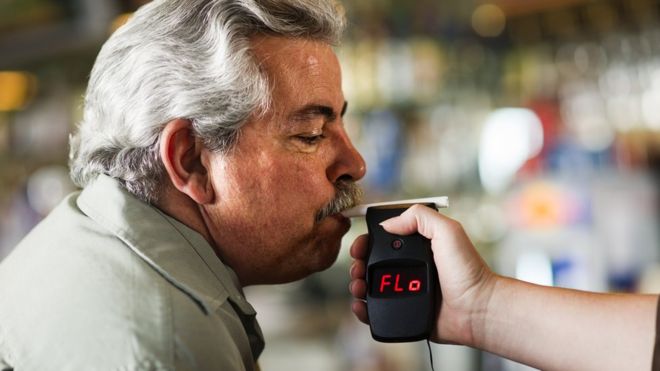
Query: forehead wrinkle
253,37,335,86
303,54,322,76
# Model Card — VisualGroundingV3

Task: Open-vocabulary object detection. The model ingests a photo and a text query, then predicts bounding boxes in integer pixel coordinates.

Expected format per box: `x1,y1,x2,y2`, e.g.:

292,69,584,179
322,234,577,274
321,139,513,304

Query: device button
391,238,404,250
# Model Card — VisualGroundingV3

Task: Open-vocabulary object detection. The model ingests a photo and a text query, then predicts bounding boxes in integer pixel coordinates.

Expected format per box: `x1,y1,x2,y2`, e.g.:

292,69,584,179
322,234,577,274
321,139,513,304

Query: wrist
435,266,500,347
466,271,501,349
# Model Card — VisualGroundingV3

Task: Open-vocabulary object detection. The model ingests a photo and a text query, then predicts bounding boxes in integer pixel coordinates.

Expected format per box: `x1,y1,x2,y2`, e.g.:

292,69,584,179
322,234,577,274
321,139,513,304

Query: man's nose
327,129,366,183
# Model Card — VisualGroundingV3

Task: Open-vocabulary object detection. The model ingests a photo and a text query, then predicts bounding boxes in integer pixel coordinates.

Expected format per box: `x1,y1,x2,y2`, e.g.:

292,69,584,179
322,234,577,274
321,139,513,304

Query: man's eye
295,135,324,145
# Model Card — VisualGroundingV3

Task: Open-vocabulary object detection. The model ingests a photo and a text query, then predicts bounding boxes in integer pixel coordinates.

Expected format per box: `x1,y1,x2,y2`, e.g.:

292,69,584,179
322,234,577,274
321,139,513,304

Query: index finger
350,234,369,260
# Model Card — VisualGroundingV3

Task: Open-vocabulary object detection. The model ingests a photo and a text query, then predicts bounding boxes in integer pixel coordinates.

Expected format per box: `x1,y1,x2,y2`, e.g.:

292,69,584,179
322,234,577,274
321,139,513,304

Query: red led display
371,265,426,297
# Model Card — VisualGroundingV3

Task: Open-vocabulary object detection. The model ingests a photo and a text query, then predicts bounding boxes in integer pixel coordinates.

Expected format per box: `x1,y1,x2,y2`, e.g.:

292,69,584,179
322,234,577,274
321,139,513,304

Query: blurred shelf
493,0,595,17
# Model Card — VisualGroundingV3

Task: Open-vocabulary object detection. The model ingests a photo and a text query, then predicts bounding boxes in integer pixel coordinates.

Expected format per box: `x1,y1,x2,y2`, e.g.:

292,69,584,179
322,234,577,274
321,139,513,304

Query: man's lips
329,212,351,228
329,212,347,221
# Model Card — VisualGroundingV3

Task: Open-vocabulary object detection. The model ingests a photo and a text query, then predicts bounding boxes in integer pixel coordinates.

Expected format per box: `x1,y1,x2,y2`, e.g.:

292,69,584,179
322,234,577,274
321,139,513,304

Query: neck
155,186,215,249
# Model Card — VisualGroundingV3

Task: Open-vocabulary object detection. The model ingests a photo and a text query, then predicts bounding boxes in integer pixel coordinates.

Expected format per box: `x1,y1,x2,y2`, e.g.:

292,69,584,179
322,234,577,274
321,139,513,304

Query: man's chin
268,250,340,284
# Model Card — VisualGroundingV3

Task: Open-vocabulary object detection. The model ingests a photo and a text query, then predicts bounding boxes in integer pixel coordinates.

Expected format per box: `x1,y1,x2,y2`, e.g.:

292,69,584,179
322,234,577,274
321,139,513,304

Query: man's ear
159,118,214,204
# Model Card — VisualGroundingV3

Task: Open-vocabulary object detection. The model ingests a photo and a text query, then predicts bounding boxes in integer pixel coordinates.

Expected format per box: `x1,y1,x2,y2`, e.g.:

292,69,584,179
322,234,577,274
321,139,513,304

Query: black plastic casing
365,204,440,342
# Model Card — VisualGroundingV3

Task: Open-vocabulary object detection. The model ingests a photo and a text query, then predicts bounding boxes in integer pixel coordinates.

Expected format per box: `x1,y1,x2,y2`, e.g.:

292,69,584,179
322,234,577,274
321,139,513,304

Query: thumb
379,204,441,240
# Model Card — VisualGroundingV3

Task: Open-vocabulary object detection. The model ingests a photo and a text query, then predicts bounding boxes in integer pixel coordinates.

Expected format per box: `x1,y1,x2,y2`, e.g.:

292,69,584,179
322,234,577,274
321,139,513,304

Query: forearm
472,276,658,371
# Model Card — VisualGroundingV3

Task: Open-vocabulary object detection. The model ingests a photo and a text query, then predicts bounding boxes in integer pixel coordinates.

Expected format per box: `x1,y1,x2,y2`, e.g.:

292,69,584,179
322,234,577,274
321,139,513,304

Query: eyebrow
290,101,348,122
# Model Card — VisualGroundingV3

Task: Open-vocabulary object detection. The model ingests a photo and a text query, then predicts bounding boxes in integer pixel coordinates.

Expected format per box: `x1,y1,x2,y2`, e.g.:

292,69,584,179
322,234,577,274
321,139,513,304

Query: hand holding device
343,198,447,342
349,202,495,346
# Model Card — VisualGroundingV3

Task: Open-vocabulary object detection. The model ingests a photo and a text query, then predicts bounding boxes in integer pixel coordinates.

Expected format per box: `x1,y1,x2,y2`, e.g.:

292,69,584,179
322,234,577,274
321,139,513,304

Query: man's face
202,36,366,286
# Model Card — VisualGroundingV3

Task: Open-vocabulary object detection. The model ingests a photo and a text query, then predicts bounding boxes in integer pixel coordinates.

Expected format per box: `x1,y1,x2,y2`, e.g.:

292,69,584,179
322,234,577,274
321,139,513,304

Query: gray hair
69,0,346,203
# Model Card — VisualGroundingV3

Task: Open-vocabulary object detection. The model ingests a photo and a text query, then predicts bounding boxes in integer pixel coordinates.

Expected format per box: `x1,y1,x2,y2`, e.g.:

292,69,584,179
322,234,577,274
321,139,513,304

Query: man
0,0,364,370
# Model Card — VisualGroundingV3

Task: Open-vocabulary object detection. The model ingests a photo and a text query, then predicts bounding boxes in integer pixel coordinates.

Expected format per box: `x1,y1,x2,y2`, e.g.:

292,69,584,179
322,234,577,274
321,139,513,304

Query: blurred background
2,0,660,370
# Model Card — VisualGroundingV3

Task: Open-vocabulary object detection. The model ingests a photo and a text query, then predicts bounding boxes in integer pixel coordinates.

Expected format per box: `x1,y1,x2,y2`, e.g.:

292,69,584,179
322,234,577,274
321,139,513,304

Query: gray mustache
315,181,363,222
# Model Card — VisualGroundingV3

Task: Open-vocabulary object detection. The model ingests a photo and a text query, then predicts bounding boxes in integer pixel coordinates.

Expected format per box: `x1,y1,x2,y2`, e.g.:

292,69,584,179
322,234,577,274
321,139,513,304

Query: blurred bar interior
1,0,660,370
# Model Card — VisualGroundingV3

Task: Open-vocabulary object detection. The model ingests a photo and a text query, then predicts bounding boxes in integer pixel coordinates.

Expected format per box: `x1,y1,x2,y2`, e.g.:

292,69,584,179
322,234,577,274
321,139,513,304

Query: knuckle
446,218,465,234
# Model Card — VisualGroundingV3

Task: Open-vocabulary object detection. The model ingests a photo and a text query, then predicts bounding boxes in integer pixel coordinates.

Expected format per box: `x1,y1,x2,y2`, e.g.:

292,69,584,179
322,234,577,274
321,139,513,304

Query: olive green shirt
0,174,264,370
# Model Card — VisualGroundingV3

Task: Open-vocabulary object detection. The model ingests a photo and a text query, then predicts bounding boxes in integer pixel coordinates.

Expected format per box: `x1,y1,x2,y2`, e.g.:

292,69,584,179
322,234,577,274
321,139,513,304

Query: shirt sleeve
653,296,660,371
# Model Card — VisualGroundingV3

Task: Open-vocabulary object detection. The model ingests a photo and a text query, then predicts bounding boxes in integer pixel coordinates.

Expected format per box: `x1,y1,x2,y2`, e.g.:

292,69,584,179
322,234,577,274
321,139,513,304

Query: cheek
213,152,275,197
260,158,331,207
212,150,334,234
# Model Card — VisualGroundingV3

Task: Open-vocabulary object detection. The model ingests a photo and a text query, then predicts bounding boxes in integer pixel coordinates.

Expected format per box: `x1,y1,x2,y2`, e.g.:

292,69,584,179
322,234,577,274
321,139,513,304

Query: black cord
426,338,435,371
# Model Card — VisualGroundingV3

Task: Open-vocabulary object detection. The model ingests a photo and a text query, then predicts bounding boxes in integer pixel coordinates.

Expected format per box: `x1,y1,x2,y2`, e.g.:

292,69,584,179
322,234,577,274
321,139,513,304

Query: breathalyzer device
365,203,438,342
342,197,448,342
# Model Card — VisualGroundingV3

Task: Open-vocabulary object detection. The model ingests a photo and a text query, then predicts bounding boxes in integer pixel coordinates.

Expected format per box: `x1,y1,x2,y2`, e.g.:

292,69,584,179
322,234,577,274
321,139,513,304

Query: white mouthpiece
341,196,449,218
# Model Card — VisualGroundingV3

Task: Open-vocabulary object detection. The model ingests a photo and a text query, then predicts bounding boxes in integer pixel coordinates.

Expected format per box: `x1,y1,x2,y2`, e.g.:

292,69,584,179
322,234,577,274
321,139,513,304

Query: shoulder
0,194,178,369
0,193,167,309
0,193,254,371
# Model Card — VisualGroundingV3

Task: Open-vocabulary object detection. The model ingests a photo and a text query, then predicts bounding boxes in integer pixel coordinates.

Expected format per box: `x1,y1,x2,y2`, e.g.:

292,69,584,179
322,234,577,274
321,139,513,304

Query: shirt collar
76,174,256,317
